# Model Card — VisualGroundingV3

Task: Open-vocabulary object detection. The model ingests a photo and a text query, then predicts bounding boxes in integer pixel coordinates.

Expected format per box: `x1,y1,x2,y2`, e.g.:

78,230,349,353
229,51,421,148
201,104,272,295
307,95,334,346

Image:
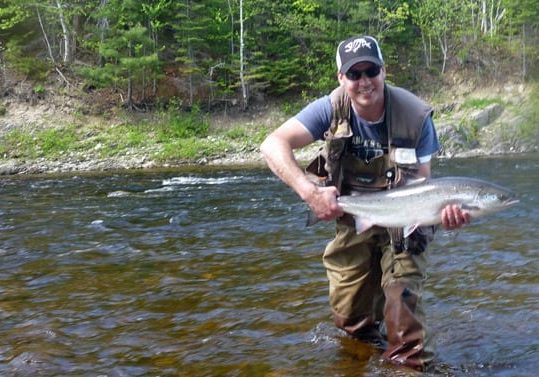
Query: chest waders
306,84,437,370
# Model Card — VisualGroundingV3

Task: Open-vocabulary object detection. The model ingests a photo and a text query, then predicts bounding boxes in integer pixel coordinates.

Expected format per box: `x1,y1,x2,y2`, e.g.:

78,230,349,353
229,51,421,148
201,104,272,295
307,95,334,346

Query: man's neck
351,101,385,123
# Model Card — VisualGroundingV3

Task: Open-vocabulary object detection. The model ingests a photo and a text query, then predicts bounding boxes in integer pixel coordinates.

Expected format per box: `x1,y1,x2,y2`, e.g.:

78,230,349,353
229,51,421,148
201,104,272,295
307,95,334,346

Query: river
0,153,537,376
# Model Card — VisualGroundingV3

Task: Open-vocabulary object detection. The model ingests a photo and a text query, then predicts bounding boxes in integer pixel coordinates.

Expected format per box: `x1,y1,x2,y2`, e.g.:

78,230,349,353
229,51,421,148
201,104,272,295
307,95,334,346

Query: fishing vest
306,84,433,194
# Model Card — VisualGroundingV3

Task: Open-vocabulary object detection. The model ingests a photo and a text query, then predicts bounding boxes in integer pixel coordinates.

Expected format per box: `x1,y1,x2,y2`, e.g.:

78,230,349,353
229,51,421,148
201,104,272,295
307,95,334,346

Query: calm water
0,154,537,377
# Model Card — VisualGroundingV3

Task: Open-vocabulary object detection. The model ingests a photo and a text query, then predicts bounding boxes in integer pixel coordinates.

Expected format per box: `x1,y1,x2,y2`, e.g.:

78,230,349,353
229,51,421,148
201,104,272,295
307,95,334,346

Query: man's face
338,62,385,114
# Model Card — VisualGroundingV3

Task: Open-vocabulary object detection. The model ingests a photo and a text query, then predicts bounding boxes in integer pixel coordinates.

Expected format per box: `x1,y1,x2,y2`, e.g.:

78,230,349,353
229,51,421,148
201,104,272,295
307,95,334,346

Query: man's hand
441,204,471,230
304,185,344,221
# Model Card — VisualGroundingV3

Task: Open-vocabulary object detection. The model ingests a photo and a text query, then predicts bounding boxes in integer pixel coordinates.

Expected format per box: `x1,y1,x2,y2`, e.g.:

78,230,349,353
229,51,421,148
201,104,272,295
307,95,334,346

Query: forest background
0,0,538,173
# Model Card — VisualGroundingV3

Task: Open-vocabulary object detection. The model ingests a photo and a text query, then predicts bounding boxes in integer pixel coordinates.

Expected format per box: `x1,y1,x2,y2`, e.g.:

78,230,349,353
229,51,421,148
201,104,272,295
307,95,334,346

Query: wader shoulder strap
328,86,353,137
385,84,433,149
305,87,352,190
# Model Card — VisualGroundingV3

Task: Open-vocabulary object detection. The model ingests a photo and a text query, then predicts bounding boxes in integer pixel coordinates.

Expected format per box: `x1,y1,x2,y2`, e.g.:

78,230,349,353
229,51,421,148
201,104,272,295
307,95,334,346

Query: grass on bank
0,106,271,162
1,84,538,163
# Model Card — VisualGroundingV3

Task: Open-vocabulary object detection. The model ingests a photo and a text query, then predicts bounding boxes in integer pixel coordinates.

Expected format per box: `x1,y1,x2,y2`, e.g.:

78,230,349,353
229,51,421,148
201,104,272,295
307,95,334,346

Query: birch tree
55,0,72,63
479,0,505,36
239,0,247,109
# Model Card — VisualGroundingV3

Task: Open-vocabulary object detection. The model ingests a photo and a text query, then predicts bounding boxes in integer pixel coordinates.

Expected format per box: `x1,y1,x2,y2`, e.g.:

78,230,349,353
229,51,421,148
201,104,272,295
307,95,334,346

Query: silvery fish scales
336,176,518,236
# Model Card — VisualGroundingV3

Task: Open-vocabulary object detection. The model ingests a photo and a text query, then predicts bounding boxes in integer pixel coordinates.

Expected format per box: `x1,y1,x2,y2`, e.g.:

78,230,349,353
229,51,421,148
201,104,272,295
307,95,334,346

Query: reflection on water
0,154,538,376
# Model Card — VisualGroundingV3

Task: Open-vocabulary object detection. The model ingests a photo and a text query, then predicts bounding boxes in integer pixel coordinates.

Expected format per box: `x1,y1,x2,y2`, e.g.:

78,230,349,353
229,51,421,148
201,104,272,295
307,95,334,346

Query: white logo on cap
344,38,371,54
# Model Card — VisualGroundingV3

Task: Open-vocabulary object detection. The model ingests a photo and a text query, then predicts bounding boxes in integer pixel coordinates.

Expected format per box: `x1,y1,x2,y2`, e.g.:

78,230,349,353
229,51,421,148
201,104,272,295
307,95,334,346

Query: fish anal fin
354,217,373,234
403,224,420,238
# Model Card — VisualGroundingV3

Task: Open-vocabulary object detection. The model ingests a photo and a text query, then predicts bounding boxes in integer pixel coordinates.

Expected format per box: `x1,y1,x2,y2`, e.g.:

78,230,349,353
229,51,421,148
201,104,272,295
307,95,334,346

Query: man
260,35,470,370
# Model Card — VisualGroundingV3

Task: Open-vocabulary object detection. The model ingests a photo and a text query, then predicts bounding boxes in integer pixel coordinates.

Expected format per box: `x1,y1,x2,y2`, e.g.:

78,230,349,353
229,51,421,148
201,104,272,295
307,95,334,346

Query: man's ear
337,71,345,85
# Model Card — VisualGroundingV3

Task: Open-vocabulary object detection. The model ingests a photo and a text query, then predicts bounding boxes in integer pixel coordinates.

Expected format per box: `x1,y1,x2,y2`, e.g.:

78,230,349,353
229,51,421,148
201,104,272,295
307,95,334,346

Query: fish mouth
504,199,520,207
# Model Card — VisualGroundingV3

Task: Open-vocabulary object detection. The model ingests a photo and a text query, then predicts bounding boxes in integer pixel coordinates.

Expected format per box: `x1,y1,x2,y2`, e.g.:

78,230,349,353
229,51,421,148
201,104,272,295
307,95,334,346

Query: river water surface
0,154,537,376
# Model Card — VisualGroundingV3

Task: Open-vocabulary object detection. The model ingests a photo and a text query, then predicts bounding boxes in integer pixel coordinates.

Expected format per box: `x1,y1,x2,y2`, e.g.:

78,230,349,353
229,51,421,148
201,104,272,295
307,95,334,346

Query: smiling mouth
358,88,374,95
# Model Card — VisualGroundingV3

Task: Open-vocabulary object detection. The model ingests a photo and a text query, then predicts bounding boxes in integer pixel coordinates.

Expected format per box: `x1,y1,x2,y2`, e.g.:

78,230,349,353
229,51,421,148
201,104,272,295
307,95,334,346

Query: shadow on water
0,154,537,376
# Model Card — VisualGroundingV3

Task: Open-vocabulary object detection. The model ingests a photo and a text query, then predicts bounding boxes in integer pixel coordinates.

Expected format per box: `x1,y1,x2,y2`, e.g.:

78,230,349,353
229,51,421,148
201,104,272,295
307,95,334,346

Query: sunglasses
345,65,381,80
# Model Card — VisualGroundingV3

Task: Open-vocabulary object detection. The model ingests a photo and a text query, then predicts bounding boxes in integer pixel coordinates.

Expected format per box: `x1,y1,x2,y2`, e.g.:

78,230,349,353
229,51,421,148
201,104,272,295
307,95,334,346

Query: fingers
441,204,471,230
308,186,343,221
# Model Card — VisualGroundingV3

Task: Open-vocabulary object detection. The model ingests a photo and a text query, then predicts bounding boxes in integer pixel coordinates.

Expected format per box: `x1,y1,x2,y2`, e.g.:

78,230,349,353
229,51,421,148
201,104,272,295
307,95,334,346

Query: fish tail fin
306,210,319,227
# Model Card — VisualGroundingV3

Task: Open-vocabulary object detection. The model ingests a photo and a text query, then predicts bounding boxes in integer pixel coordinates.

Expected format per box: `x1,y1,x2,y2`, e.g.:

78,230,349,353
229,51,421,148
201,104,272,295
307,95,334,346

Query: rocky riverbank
0,81,537,176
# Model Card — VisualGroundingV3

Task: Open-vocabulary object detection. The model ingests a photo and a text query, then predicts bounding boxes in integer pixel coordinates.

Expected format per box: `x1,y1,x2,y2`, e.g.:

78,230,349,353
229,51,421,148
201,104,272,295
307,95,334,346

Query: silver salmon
334,176,519,236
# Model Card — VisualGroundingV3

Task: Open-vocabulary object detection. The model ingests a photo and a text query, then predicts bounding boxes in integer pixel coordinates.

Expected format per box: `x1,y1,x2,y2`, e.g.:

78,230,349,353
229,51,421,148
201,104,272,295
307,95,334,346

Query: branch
36,6,56,65
55,67,72,87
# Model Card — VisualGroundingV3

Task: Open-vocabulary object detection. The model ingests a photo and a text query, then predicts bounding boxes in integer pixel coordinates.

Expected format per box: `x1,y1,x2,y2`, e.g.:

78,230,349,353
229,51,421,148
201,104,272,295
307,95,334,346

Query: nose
354,72,372,85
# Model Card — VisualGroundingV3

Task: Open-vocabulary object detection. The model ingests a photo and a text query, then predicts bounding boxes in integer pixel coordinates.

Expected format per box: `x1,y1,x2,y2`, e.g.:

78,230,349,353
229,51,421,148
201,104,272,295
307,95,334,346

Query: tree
81,0,161,109
173,0,214,106
502,0,539,80
411,0,467,74
0,1,28,31
141,0,171,97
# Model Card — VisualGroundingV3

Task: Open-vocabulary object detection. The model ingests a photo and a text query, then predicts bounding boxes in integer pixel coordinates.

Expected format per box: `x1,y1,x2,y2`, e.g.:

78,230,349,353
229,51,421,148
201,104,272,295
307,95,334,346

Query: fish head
465,182,519,215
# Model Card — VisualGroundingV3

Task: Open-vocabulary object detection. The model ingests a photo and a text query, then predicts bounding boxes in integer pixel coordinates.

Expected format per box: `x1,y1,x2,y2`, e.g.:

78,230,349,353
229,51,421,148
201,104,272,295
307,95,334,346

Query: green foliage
80,1,163,102
455,118,480,148
1,0,538,108
38,128,77,156
158,105,209,140
460,97,503,110
33,84,45,95
0,1,29,30
157,137,219,160
517,83,539,140
224,126,248,140
0,129,36,158
4,39,51,81
281,99,306,116
0,126,78,159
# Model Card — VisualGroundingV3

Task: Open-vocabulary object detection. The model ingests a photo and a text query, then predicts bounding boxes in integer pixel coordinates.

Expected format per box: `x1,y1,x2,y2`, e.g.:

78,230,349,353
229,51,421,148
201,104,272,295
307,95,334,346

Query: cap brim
340,57,383,73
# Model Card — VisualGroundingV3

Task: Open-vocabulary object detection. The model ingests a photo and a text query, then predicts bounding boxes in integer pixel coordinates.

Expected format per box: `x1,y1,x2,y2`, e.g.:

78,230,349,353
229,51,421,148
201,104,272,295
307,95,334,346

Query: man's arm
260,118,343,221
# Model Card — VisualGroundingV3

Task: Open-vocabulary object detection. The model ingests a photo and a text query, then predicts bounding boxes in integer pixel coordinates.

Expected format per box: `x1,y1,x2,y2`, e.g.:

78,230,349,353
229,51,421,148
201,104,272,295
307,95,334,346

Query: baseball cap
336,35,384,74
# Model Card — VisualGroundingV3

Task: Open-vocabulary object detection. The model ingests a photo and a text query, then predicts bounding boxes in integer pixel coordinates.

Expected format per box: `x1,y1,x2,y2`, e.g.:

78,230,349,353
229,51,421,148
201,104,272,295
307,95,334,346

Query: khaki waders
323,214,434,370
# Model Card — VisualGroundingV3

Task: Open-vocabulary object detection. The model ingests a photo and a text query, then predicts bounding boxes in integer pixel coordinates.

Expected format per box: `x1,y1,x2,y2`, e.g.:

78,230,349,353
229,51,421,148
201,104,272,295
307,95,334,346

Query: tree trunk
421,32,430,68
56,0,72,64
227,0,234,56
98,0,109,67
0,43,5,92
36,6,56,65
480,0,487,34
438,34,448,74
522,23,527,81
239,0,248,110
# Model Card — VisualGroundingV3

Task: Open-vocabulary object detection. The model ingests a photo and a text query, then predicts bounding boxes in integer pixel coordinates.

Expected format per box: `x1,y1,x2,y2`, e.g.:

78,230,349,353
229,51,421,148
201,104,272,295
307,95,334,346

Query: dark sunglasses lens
346,65,381,80
346,70,361,80
365,65,381,77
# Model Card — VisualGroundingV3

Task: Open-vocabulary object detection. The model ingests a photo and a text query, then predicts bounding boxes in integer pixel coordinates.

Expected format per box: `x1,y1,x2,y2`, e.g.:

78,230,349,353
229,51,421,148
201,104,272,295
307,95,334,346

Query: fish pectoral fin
405,177,427,186
403,224,419,238
354,217,373,234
